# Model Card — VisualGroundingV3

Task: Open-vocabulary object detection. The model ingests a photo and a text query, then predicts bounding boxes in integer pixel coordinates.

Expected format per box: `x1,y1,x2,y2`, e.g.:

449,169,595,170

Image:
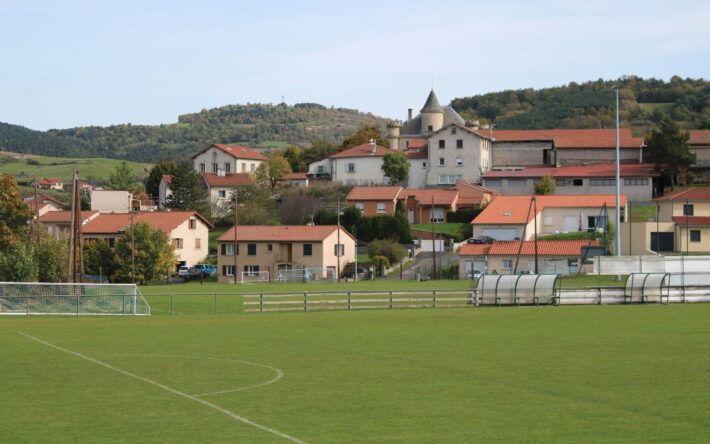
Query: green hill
451,76,709,134
0,103,387,163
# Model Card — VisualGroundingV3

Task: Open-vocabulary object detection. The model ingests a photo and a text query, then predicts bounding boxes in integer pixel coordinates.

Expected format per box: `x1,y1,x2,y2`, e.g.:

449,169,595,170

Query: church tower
420,90,444,134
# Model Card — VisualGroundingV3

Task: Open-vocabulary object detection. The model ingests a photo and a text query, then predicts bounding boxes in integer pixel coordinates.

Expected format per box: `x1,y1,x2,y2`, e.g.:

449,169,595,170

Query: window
590,179,615,186
223,265,235,276
200,163,206,173
107,238,116,248
224,162,231,173
555,179,566,186
355,203,364,212
427,125,433,132
347,163,357,173
438,140,445,149
212,163,218,173
221,243,235,256
556,178,584,187
690,230,701,242
173,238,183,249
195,238,201,249
683,204,694,216
438,175,462,185
218,190,226,198
508,179,527,187
317,165,324,173
268,243,273,252
451,127,457,134
422,162,427,169
376,202,387,213
502,259,512,270
624,178,648,186
251,164,256,172
303,243,313,256
456,139,463,149
431,207,445,223
456,158,463,167
573,179,583,186
189,219,196,230
334,244,344,256
588,216,608,230
243,265,260,275
486,179,502,187
438,158,445,166
241,162,246,172
247,243,256,255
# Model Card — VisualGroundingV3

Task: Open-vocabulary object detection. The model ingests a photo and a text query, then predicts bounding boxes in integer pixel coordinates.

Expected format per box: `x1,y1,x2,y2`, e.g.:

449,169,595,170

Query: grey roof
400,106,465,135
420,90,443,113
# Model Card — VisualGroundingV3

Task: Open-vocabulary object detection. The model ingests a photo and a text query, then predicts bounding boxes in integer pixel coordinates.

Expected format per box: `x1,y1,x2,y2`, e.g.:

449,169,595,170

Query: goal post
0,282,151,316
240,271,270,284
276,267,336,283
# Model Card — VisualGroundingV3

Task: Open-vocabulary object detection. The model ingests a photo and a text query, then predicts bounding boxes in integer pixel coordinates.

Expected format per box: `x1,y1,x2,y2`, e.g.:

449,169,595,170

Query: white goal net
276,267,336,283
240,271,270,284
0,282,151,316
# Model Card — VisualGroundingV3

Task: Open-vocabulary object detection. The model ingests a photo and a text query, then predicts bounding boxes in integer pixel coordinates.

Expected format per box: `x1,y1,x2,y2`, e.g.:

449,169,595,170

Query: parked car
467,269,483,280
193,264,216,276
468,236,495,244
341,264,370,279
177,266,191,278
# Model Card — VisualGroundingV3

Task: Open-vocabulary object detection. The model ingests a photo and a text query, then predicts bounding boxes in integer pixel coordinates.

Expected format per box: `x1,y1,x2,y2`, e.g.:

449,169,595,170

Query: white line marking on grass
18,332,306,444
109,353,284,397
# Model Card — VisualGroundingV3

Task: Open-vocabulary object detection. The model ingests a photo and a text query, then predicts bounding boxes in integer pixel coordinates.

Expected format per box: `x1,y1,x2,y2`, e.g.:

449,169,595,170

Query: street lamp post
130,198,141,284
614,86,621,256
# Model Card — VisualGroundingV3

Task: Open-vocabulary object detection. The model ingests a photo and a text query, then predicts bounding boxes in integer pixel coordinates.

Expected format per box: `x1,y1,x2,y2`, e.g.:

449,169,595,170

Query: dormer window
427,125,433,132
451,127,457,134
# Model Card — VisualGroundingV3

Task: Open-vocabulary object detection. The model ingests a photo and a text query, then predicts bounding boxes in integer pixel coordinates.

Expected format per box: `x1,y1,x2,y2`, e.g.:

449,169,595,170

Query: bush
370,255,390,276
355,215,400,242
368,239,405,264
446,208,482,223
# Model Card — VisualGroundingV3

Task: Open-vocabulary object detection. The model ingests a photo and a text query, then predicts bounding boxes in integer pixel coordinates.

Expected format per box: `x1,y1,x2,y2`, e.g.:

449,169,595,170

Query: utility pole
234,190,239,284
614,86,621,256
431,195,436,279
69,169,84,283
336,193,341,282
130,202,135,284
533,195,538,274
33,177,41,246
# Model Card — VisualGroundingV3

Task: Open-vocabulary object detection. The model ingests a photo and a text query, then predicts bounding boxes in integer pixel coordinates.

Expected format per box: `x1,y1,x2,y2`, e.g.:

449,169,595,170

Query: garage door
482,228,517,240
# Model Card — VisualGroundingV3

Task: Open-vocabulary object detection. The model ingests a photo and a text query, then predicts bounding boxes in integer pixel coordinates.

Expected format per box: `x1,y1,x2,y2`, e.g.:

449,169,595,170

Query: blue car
193,264,216,276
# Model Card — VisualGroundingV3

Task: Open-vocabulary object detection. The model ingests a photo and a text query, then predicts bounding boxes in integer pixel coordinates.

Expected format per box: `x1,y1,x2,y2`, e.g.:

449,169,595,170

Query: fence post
122,294,126,316
26,296,30,317
76,293,80,317
433,290,437,308
214,293,218,314
598,287,602,305
347,291,351,310
389,291,393,309
170,294,174,316
304,292,307,312
260,293,263,313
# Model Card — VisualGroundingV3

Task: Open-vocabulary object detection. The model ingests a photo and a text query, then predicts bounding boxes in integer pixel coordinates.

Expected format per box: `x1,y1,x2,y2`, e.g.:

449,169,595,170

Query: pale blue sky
1,0,708,130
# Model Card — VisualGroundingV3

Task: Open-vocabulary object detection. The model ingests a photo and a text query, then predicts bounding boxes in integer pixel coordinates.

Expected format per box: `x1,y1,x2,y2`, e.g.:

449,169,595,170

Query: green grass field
3,302,709,442
411,223,469,236
0,151,148,181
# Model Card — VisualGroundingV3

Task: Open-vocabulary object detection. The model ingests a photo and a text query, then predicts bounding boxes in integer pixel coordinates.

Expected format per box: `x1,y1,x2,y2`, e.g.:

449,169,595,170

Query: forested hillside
0,103,387,162
451,76,709,133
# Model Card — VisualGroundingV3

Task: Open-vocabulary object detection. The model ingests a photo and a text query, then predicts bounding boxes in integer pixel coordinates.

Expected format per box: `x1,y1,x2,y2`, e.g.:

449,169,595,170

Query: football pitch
2,293,710,442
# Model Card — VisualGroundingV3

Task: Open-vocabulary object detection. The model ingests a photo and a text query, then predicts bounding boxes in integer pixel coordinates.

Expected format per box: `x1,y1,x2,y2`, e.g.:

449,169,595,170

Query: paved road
383,251,459,280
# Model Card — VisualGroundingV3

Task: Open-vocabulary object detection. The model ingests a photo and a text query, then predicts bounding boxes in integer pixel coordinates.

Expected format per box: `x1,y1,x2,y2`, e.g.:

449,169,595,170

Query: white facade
90,190,132,213
170,216,210,267
331,157,390,186
427,125,492,186
192,146,264,176
308,158,332,176
158,177,171,209
407,158,428,188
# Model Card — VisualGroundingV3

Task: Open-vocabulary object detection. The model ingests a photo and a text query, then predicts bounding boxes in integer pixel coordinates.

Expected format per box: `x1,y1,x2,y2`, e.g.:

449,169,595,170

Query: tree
282,145,305,172
144,160,176,199
256,155,292,195
84,239,116,280
394,200,412,243
106,161,136,191
224,183,276,225
341,125,389,149
534,175,556,195
645,117,693,188
0,173,32,250
383,151,410,185
35,235,68,282
111,223,177,285
368,239,405,264
166,161,209,215
0,243,38,282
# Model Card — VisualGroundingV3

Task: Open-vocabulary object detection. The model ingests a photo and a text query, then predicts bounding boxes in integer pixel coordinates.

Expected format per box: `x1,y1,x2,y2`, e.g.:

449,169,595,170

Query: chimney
407,108,413,121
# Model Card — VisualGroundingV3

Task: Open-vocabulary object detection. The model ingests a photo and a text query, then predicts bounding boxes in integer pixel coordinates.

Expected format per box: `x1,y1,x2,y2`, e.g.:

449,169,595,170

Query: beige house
427,123,493,186
82,211,212,268
621,188,710,255
192,144,267,176
458,240,601,277
482,163,658,201
217,225,356,282
90,190,133,213
472,194,627,243
345,186,404,217
39,211,100,240
689,130,710,181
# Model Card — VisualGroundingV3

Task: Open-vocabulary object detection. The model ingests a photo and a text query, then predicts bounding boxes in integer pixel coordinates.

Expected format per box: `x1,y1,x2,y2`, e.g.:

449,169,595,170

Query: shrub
370,255,390,276
368,239,405,264
446,208,482,223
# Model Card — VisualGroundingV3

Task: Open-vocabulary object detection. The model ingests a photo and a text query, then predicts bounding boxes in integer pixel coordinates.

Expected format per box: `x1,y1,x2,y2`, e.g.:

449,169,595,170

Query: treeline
451,76,710,132
0,103,387,163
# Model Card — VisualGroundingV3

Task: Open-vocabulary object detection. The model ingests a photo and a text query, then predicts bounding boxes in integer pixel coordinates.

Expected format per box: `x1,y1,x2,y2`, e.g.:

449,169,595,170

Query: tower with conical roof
420,90,445,134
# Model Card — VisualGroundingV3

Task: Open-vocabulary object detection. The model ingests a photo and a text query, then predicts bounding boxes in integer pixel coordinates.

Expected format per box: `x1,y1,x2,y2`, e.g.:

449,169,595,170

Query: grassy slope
0,151,148,181
411,223,469,236
2,305,709,442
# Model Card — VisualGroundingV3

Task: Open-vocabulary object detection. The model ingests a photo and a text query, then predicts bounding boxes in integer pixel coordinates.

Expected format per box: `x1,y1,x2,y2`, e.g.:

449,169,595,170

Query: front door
407,208,414,223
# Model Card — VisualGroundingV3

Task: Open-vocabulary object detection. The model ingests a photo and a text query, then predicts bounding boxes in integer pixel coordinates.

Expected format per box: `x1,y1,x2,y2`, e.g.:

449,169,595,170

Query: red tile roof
483,163,659,179
474,128,643,149
406,189,459,206
451,181,499,206
346,186,404,201
403,145,428,159
27,200,61,213
330,143,391,159
202,173,253,187
39,211,98,224
656,188,710,201
37,178,63,185
407,138,428,148
217,225,356,242
82,211,213,234
460,240,600,256
162,175,173,186
689,130,710,145
672,216,710,226
191,144,268,161
24,192,64,206
282,172,308,180
472,194,626,225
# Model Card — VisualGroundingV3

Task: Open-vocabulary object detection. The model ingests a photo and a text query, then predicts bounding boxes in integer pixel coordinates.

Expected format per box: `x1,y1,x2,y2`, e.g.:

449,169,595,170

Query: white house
202,172,253,216
427,123,493,186
158,175,172,209
324,142,392,186
192,144,268,176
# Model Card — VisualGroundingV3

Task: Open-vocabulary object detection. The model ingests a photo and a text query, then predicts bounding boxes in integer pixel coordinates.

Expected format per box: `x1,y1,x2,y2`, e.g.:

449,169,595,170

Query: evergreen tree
394,200,412,243
144,160,176,199
166,161,209,215
106,161,136,191
645,117,693,188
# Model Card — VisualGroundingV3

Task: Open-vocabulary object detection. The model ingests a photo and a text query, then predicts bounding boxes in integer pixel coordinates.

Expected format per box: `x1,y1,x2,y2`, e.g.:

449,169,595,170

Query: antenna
281,94,285,104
